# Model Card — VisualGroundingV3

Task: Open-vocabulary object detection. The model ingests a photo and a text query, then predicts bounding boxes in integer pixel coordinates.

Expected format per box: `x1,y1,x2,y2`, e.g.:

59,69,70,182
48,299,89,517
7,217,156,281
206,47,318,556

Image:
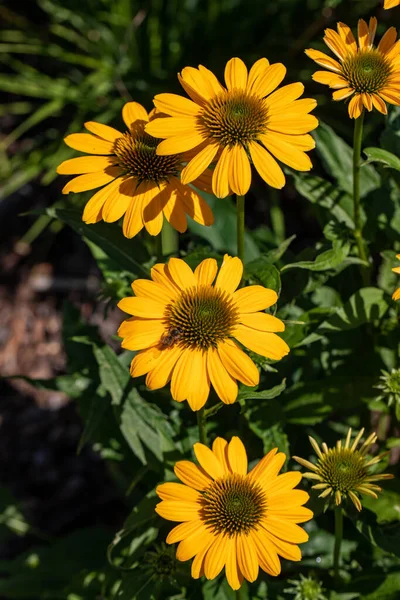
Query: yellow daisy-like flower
156,436,312,590
294,428,394,512
306,18,400,118
144,57,318,198
392,254,400,300
57,102,214,237
117,255,289,411
384,0,400,8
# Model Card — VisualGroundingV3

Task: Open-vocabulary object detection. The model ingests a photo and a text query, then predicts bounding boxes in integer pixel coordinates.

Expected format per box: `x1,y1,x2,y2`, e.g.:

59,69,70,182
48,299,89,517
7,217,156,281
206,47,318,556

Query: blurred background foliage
2,0,400,599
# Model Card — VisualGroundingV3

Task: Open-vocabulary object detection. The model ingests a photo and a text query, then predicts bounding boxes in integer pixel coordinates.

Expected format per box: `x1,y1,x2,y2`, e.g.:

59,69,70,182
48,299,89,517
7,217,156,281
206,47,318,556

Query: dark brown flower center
317,448,368,493
201,473,267,535
200,90,268,147
341,49,392,93
113,131,180,184
162,285,239,350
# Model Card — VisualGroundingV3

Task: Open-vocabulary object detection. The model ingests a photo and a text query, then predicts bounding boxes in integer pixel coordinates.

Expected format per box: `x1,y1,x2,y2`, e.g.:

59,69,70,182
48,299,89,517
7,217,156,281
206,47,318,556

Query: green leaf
363,147,400,171
281,241,350,272
347,572,400,599
313,122,380,197
238,379,286,401
46,207,149,277
319,287,390,333
292,172,354,227
245,258,281,294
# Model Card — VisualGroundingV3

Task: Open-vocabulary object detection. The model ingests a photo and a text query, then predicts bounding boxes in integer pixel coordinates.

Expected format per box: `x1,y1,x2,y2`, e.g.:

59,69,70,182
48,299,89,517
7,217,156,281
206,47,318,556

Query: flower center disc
113,130,179,184
342,50,392,93
201,90,268,147
164,285,239,350
201,473,267,535
318,448,368,493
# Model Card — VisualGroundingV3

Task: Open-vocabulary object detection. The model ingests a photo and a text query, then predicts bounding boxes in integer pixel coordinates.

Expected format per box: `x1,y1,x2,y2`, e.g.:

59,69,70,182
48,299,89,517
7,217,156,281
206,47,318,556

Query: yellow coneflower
306,18,400,118
57,102,214,237
384,0,400,8
392,254,400,300
294,428,394,511
117,255,289,411
144,57,318,198
156,436,312,590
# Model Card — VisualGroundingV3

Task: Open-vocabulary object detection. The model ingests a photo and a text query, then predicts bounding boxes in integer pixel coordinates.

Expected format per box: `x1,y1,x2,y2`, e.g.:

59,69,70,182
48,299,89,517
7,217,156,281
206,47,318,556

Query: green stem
236,194,245,262
196,407,207,445
161,218,179,257
333,506,343,585
154,234,163,262
352,111,369,285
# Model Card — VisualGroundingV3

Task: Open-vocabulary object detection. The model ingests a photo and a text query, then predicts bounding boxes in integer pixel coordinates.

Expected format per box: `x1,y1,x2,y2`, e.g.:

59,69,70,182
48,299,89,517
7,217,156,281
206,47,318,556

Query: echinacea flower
156,436,312,590
284,574,327,600
294,428,394,511
375,368,400,416
392,254,400,300
118,255,289,411
306,18,400,118
145,57,318,198
384,0,400,8
57,102,213,237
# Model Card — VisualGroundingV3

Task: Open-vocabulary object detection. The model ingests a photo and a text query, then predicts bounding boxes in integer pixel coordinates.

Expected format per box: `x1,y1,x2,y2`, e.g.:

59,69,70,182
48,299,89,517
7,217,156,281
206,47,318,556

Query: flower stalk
196,407,207,445
352,112,369,285
161,219,179,257
236,194,245,263
333,506,343,585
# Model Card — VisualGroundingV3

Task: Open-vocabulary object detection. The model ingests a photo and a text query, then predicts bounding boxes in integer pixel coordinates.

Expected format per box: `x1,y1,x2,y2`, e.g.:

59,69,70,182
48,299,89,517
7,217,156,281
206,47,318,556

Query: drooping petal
218,339,260,387
207,348,238,405
249,142,285,189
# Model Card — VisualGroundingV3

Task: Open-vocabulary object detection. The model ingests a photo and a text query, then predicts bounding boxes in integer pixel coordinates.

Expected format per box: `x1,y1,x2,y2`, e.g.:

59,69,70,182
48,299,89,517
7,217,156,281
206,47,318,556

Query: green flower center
317,448,368,493
113,131,179,184
341,50,392,93
143,543,177,579
201,90,268,147
201,474,267,536
164,285,239,350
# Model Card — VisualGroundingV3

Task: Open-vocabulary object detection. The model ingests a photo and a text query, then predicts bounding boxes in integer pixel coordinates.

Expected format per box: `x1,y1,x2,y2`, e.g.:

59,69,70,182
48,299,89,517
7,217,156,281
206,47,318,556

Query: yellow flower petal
132,279,177,303
229,143,252,195
207,348,238,405
163,190,188,233
268,505,314,523
337,21,357,54
372,94,387,114
247,57,270,95
146,116,199,138
348,94,364,118
225,537,242,590
120,322,165,352
234,324,290,360
181,142,219,184
227,436,248,475
174,460,212,490
218,339,259,387
262,517,309,544
193,442,225,480
239,312,285,333
204,533,229,579
212,145,232,199
186,352,210,411
122,189,144,238
82,177,122,223
151,263,180,294
145,345,182,389
117,296,166,318
194,258,218,286
84,121,122,142
122,102,148,129
212,438,231,474
264,82,305,110
251,63,286,98
176,526,214,561
155,500,202,522
305,48,342,73
267,113,318,135
215,254,243,294
378,27,398,54
168,257,197,289
156,482,201,502
130,346,161,377
249,141,285,189
333,87,354,101
63,133,114,154
57,155,114,175
62,167,121,194
233,285,278,312
156,132,206,155
224,57,248,91
252,528,281,575
175,180,214,226
358,19,370,50
153,93,202,117
268,489,309,507
263,471,302,494
102,184,133,223
166,520,203,544
259,529,300,563
248,449,283,486
236,533,258,582
259,132,312,171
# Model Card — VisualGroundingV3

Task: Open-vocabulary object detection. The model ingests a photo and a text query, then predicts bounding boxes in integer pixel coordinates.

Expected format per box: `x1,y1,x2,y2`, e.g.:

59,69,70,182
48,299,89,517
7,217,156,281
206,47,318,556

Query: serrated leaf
245,259,281,293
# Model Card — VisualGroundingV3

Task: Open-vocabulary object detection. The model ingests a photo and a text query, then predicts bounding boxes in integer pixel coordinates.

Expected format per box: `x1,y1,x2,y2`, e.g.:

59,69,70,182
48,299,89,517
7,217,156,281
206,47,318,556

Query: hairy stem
236,194,245,262
197,407,207,445
334,506,343,585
